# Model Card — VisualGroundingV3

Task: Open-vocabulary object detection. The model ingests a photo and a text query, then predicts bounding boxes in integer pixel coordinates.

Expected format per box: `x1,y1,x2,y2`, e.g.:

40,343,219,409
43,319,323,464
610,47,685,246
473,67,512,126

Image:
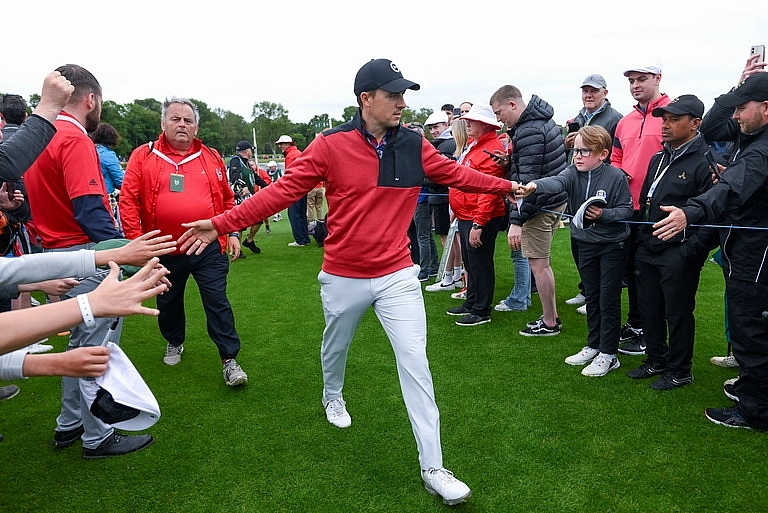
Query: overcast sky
4,1,767,127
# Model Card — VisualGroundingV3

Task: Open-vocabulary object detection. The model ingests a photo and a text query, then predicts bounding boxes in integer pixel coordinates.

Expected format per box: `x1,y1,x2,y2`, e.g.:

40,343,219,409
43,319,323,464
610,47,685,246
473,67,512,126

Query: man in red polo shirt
24,64,154,459
119,97,247,388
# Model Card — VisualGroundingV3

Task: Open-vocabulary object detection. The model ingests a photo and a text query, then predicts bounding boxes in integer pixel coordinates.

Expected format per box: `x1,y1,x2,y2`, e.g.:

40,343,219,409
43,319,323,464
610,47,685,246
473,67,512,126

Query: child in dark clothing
518,126,633,376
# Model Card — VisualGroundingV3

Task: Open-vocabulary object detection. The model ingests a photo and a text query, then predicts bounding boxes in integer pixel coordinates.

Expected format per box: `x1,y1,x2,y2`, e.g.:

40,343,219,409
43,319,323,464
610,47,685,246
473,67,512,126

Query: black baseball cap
652,94,704,119
715,72,768,108
235,141,254,151
353,59,420,96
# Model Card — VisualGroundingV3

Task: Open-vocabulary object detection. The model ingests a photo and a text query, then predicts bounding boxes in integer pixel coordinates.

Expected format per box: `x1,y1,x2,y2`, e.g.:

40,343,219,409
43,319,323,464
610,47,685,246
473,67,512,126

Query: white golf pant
318,265,443,470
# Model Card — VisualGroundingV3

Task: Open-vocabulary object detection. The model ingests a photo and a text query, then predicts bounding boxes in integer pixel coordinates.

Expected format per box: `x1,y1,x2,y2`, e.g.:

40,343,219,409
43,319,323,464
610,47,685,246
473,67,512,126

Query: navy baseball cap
353,59,420,96
652,94,704,119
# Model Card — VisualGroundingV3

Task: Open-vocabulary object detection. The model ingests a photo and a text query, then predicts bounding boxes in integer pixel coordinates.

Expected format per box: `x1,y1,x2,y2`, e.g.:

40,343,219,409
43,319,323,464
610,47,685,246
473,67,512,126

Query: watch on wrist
472,223,483,230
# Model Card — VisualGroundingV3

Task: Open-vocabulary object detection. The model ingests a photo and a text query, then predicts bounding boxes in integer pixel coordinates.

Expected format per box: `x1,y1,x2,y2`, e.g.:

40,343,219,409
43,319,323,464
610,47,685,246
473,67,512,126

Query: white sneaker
710,355,739,368
565,346,599,366
322,396,351,428
26,340,54,354
425,280,456,292
451,288,467,300
582,353,620,377
163,343,183,365
576,304,587,315
421,468,472,506
494,301,525,312
288,242,308,247
223,359,248,386
565,293,586,306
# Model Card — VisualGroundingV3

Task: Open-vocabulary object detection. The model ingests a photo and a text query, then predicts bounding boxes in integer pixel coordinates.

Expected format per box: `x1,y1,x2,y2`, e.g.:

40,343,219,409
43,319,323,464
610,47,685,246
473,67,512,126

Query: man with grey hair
120,97,248,388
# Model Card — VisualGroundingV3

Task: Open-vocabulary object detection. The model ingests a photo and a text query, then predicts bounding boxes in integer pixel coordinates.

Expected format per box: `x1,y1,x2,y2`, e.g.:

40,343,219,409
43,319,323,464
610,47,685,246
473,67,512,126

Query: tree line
20,94,432,159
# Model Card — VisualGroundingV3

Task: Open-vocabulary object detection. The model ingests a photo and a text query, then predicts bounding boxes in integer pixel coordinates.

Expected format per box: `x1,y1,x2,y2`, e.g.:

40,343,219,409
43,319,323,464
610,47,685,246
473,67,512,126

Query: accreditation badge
170,173,184,192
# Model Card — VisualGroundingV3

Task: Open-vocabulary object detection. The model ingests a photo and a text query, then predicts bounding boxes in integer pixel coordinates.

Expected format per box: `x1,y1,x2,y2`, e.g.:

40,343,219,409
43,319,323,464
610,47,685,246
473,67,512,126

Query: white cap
267,160,278,167
275,135,293,144
424,111,449,126
87,342,161,431
623,61,662,76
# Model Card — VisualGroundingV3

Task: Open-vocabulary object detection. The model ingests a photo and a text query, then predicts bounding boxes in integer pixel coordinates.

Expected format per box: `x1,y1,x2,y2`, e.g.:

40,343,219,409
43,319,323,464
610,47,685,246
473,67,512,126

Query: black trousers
158,241,241,360
634,244,703,373
727,278,768,430
624,216,642,328
457,216,504,317
578,240,627,354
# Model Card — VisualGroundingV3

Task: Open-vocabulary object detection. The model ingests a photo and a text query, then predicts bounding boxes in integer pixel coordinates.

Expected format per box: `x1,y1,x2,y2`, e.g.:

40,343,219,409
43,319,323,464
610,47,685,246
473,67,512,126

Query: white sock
453,267,463,282
440,272,453,285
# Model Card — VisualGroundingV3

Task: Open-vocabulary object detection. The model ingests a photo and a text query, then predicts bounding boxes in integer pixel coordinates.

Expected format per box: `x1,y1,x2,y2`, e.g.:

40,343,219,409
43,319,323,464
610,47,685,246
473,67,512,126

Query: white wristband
77,294,96,328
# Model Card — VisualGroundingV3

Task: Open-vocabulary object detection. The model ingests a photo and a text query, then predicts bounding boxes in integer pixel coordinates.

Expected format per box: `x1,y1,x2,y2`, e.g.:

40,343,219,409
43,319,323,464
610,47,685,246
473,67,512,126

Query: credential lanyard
151,147,202,171
56,113,87,134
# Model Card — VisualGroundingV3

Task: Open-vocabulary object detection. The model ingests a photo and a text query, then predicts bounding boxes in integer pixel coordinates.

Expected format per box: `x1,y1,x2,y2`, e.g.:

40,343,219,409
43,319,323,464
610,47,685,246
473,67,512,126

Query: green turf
2,216,764,513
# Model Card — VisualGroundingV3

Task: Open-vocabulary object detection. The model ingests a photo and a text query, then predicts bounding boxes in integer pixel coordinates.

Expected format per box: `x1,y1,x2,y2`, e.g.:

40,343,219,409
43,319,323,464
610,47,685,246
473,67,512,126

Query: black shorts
431,203,450,235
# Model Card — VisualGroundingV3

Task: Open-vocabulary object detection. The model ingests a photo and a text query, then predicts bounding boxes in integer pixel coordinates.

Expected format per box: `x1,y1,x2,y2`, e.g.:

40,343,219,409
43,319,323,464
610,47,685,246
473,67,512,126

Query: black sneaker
525,315,562,329
724,379,739,402
446,305,471,316
82,432,154,459
649,371,693,390
618,337,647,355
418,273,430,282
519,318,561,336
0,384,19,401
455,314,491,326
626,361,666,379
242,240,261,254
705,407,753,430
619,323,643,342
53,425,85,448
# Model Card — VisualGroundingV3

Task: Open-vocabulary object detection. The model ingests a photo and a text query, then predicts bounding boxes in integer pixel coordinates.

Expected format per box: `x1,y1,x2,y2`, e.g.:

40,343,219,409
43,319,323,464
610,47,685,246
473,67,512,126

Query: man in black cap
626,94,716,390
653,64,768,429
179,58,523,505
228,141,268,254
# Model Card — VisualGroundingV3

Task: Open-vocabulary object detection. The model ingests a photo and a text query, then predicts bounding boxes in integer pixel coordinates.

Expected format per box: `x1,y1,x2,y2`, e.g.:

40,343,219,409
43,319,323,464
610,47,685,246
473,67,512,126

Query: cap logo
390,62,400,73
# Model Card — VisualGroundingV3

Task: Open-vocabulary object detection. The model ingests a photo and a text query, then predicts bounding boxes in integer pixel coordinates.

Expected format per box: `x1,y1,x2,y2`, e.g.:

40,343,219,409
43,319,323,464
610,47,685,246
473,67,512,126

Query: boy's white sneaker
565,346,599,366
582,353,620,377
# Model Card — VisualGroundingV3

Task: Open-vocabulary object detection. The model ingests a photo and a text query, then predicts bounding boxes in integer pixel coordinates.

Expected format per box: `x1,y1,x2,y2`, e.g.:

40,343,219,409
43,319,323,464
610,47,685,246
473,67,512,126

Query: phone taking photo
751,44,766,66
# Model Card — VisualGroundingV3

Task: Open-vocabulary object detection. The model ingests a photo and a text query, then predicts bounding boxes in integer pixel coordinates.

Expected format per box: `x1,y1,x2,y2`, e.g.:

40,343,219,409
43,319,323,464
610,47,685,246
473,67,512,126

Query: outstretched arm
0,258,168,356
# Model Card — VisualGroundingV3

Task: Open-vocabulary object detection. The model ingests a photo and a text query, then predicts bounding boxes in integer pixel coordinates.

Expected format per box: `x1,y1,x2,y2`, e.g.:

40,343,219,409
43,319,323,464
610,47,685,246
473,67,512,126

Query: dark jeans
578,240,626,354
414,201,438,277
458,216,504,317
158,241,241,360
727,278,768,430
288,195,310,245
635,244,703,373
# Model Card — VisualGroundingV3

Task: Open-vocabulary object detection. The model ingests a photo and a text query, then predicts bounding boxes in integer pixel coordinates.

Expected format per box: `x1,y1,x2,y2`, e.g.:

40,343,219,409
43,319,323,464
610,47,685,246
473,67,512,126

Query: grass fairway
2,217,764,513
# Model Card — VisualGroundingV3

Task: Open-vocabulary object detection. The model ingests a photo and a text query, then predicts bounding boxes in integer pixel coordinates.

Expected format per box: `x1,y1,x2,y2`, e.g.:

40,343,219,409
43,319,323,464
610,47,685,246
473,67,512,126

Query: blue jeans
414,202,438,278
501,248,531,310
288,195,310,245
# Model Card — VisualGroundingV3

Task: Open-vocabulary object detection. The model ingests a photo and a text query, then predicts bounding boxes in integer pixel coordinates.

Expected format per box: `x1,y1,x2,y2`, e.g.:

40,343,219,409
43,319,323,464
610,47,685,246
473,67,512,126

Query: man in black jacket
490,85,568,336
654,70,768,430
627,94,715,390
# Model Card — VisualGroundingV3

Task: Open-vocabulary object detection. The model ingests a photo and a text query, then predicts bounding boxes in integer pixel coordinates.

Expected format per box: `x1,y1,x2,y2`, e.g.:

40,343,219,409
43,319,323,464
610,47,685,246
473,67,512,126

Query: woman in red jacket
446,104,506,326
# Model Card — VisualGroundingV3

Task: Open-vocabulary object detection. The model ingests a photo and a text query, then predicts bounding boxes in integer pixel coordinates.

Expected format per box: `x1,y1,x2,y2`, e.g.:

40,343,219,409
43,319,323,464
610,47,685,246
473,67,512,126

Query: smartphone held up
751,44,766,68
